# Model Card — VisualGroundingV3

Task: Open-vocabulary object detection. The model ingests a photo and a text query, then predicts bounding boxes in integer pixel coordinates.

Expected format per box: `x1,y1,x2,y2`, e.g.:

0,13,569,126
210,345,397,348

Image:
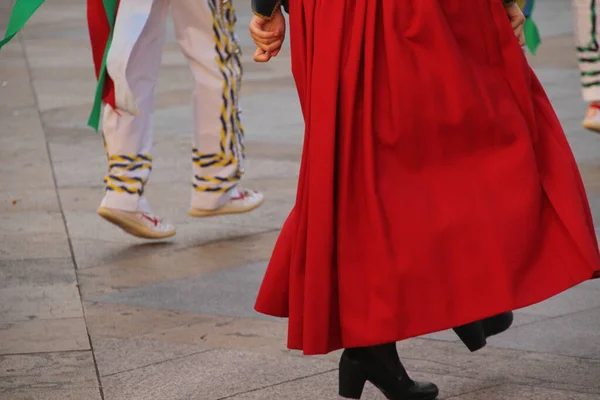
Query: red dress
254,0,600,355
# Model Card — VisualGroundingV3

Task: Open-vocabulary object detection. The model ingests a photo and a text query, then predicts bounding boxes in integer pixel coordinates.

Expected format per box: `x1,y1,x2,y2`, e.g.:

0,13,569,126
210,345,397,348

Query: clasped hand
249,9,286,63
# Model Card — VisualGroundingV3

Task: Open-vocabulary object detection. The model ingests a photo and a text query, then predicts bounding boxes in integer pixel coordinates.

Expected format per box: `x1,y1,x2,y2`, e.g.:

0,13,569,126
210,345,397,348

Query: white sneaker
582,105,600,133
188,189,264,218
97,207,176,239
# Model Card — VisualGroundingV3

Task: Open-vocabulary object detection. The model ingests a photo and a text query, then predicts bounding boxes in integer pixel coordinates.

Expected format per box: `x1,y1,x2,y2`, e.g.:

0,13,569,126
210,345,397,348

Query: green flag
0,0,45,50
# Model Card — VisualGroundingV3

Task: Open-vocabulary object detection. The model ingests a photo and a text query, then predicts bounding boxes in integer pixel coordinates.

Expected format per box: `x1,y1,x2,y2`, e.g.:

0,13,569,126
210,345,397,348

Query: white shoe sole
97,207,176,240
582,119,600,133
188,197,264,218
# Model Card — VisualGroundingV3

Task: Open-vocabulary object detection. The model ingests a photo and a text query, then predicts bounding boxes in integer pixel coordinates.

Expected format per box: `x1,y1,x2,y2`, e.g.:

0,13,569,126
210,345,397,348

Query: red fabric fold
87,0,118,109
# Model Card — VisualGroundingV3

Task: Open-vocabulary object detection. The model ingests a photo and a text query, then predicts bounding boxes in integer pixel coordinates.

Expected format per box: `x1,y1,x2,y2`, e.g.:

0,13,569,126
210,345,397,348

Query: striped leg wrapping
104,154,152,196
193,0,245,194
576,0,600,99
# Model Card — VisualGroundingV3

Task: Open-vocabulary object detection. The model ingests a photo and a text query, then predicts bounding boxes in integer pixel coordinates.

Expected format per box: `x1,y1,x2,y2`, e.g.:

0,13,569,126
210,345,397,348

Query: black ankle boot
453,311,514,352
483,311,514,337
338,346,439,400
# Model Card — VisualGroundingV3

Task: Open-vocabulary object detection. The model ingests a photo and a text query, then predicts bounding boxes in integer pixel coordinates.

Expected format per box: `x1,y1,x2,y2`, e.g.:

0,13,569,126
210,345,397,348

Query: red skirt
254,0,600,355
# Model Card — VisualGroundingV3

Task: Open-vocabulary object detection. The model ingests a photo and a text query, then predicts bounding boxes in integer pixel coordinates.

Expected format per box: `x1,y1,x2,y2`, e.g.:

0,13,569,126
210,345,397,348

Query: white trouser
101,0,244,213
574,0,600,102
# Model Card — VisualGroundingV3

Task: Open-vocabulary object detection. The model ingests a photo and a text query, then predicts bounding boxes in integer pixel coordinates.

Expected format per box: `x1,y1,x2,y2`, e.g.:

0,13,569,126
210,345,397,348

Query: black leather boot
453,311,514,352
483,311,514,337
338,344,439,400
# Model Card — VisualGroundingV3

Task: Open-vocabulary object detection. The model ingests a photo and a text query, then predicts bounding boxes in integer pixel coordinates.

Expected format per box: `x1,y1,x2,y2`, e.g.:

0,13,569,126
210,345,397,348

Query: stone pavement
0,1,599,399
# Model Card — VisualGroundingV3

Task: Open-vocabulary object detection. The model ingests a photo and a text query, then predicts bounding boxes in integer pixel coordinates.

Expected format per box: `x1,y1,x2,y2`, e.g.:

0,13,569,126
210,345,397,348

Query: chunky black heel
338,346,439,400
338,355,367,399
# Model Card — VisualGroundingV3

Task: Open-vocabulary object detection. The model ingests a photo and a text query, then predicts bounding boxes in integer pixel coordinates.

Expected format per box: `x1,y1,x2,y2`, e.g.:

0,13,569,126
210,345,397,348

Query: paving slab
514,283,600,317
0,51,37,110
0,212,72,261
0,115,56,192
100,348,335,400
92,262,271,320
3,387,103,400
534,0,574,38
483,307,600,359
227,370,498,400
139,313,289,354
445,384,600,400
0,318,90,355
83,303,210,339
0,258,74,289
0,5,91,383
0,283,82,322
0,188,61,214
76,230,278,298
92,337,208,377
455,349,600,389
0,351,101,400
68,222,271,271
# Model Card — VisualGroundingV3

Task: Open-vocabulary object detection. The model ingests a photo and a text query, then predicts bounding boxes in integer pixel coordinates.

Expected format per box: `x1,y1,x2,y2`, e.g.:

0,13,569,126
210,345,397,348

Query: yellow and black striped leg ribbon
104,154,152,196
192,147,240,193
195,0,245,195
577,0,600,89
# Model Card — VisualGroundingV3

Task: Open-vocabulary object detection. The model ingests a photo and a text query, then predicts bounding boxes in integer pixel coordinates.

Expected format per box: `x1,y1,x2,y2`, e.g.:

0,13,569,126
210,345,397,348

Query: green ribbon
524,18,541,54
87,0,119,132
0,0,45,50
523,0,541,55
0,0,119,133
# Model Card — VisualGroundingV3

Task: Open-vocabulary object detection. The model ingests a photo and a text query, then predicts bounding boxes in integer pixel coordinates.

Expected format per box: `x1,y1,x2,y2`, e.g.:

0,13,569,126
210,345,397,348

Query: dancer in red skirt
250,0,600,399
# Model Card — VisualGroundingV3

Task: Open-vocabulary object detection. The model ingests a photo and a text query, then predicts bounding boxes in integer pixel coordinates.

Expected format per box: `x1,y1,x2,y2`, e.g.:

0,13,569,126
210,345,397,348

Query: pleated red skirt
254,0,600,355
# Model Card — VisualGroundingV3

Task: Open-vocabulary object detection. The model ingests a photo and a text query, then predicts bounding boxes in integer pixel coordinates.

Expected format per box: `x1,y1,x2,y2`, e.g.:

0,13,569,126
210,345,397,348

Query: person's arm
251,0,282,20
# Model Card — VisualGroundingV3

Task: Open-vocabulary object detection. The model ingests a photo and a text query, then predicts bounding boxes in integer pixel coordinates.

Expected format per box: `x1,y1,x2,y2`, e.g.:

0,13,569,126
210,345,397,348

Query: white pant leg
574,0,600,102
171,0,245,210
101,0,169,212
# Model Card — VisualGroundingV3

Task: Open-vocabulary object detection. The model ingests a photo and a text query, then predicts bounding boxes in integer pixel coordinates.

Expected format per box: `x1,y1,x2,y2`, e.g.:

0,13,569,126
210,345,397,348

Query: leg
171,0,264,215
573,0,600,132
98,0,175,238
574,0,600,102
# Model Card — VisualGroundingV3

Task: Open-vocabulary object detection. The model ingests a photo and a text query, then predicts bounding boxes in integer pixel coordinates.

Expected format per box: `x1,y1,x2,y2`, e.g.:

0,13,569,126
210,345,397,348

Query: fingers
249,22,284,53
250,34,283,53
511,16,525,30
254,40,283,53
517,30,525,46
253,47,272,63
249,22,282,40
249,19,282,44
509,12,525,46
250,32,281,45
